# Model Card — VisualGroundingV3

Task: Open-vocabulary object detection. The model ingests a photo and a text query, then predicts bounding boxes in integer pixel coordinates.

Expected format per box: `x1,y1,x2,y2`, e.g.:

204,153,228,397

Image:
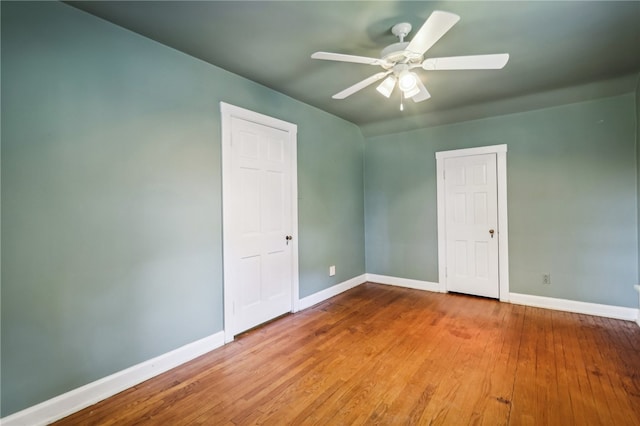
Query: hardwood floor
55,283,640,425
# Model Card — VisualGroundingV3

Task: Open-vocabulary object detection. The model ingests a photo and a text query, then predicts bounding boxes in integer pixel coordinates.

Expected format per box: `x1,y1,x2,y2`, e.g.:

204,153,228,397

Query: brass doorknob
489,229,495,238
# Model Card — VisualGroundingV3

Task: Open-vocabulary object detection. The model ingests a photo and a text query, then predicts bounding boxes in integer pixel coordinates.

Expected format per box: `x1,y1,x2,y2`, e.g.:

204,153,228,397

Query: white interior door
222,103,297,341
444,153,499,298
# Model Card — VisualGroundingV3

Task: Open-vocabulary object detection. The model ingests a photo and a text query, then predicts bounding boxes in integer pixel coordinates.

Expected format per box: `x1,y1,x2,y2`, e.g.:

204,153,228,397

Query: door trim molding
220,102,299,343
435,144,509,301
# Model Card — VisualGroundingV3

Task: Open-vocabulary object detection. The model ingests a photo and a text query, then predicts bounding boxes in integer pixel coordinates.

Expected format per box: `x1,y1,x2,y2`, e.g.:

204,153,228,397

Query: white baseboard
1,332,225,426
634,285,640,327
509,292,639,322
366,273,441,293
5,283,638,425
298,274,367,310
363,274,639,324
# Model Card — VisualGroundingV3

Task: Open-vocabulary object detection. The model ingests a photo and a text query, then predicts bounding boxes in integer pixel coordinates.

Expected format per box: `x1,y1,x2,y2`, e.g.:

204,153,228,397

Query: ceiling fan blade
332,71,391,99
411,79,431,102
406,11,460,56
422,54,510,70
312,52,388,66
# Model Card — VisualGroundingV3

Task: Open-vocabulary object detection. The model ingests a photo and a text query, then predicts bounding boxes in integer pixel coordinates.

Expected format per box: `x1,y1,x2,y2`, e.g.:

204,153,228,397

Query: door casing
436,144,509,301
220,102,299,343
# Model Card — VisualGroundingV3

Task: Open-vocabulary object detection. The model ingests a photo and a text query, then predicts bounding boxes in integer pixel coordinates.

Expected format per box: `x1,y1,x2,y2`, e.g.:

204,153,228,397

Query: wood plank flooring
55,283,640,425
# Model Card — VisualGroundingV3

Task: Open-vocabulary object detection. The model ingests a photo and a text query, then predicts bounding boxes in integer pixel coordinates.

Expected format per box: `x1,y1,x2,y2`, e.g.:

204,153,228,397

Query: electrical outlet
329,265,336,277
543,274,551,285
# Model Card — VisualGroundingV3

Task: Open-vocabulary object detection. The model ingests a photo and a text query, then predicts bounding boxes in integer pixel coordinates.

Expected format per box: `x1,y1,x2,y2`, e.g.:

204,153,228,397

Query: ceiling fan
311,11,509,109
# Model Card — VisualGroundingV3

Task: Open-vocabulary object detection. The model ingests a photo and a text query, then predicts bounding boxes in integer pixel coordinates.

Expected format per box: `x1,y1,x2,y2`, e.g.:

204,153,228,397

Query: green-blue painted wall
0,1,365,416
2,0,639,420
365,93,638,308
636,74,640,284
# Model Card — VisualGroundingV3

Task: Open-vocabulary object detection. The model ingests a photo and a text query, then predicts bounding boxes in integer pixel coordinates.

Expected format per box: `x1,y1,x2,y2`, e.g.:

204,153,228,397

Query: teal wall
2,0,638,420
636,74,640,286
0,1,365,416
365,93,638,308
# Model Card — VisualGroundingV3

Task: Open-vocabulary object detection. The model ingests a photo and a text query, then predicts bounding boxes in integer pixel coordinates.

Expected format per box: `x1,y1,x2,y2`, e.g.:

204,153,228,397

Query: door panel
229,117,293,335
445,154,499,298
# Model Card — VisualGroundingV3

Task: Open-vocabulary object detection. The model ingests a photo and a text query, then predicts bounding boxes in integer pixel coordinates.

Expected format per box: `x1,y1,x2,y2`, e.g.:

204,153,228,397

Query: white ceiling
68,1,640,134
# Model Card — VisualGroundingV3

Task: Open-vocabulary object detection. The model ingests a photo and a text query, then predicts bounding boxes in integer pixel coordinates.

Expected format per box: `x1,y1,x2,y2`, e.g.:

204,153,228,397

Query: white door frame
220,102,299,343
435,144,509,302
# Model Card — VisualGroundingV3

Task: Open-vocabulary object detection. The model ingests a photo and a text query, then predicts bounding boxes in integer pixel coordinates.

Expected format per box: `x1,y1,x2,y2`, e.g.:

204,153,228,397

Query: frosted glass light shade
404,84,421,98
398,71,417,92
376,75,397,98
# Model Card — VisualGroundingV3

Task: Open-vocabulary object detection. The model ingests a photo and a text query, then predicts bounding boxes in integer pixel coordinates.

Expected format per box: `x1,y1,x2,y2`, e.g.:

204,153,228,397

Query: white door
222,105,297,340
444,153,499,298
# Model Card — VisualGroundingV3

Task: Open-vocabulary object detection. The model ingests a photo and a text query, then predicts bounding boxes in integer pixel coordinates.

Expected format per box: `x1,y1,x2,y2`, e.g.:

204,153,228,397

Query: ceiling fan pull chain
400,90,404,111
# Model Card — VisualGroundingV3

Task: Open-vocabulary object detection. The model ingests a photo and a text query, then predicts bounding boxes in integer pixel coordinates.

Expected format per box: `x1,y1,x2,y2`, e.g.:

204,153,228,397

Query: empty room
2,1,640,424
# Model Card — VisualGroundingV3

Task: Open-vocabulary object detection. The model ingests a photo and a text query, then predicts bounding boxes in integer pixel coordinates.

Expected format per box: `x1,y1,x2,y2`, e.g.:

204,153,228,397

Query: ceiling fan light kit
311,10,509,110
376,75,397,98
398,70,418,92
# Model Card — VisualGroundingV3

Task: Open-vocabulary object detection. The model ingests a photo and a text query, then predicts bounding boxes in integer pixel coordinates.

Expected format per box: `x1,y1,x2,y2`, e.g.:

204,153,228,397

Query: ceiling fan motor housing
381,22,424,66
381,42,423,65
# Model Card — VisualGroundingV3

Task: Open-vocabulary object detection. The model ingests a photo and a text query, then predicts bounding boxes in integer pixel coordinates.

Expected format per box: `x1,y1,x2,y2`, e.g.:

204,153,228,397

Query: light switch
329,265,336,276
